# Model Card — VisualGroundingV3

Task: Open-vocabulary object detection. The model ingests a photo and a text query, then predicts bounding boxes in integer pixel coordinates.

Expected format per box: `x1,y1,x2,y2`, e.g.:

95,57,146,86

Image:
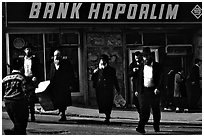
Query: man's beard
144,59,152,65
26,52,31,57
54,59,60,65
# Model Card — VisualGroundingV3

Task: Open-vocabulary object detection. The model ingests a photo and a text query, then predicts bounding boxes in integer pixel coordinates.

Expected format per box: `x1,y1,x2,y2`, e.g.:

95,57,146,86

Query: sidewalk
34,104,202,125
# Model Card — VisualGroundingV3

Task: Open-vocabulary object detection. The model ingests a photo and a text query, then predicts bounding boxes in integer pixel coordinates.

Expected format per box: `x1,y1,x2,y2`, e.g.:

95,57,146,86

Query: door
128,48,159,107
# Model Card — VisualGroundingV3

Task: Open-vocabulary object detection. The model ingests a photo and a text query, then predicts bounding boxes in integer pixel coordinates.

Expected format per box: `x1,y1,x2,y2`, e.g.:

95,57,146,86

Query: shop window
126,32,143,45
61,32,80,45
167,34,192,44
166,45,192,55
45,33,80,93
9,34,45,81
143,33,165,46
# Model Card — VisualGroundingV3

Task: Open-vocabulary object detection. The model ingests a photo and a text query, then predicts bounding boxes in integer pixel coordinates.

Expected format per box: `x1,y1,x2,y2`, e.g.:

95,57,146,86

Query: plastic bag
114,93,126,108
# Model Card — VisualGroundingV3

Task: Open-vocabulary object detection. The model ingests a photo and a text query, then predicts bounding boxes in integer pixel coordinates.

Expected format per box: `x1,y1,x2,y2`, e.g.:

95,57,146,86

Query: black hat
195,58,201,64
134,51,141,56
100,54,110,62
142,47,151,56
22,44,33,50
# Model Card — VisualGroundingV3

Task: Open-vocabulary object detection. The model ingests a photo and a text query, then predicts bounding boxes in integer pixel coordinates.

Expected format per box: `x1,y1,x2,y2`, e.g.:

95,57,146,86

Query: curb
2,105,202,126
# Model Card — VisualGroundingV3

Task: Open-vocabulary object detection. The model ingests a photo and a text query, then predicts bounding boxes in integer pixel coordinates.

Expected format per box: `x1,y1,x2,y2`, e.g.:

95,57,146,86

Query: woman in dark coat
92,54,120,124
49,49,75,121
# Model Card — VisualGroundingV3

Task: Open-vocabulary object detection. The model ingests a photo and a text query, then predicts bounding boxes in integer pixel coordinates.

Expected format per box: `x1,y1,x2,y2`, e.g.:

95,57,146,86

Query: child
2,58,29,135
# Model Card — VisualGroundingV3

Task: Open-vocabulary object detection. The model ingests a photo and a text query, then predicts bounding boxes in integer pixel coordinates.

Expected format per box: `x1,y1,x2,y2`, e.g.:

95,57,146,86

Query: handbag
114,93,126,108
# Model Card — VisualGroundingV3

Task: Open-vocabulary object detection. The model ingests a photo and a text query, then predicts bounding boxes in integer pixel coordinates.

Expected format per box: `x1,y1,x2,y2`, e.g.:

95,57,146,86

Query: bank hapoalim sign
6,2,202,24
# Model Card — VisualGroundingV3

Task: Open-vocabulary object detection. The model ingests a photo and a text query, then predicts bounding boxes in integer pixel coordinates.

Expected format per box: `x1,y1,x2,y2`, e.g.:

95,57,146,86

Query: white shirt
54,64,60,70
143,64,154,87
24,56,33,77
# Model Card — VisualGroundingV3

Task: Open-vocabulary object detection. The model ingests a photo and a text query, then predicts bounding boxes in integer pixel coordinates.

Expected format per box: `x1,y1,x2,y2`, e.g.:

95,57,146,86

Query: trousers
4,99,29,135
138,87,161,130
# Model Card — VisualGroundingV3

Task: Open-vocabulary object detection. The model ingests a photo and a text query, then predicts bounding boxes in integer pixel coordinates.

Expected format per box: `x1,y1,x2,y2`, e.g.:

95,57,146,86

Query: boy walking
2,58,29,135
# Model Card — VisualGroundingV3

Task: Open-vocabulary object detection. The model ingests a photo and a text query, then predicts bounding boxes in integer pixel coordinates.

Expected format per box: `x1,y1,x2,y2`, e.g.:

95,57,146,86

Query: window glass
167,34,192,44
9,34,44,81
126,32,143,45
143,33,165,46
45,33,80,92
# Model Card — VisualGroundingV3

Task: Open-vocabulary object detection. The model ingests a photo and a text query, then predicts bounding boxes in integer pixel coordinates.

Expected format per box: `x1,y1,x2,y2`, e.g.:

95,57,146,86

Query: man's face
54,50,61,64
143,54,152,65
24,48,31,56
99,59,107,69
135,55,139,62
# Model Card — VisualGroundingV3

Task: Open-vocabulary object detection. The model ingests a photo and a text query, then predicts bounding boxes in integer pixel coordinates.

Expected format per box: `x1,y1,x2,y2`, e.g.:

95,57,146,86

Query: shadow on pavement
34,119,126,126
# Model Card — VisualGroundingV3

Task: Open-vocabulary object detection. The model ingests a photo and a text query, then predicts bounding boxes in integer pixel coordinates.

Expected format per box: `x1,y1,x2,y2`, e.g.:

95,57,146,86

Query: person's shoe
104,119,110,124
164,107,172,112
154,127,160,132
4,129,15,135
175,107,180,113
136,128,145,134
31,116,35,122
59,116,67,121
163,107,168,111
184,109,189,113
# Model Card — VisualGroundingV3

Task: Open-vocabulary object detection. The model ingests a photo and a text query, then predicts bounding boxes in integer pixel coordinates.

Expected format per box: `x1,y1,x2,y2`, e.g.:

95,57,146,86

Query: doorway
127,47,159,107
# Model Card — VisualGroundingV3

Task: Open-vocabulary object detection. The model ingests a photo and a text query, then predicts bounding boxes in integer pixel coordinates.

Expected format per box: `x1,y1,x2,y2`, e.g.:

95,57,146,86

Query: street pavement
33,103,202,125
2,103,202,135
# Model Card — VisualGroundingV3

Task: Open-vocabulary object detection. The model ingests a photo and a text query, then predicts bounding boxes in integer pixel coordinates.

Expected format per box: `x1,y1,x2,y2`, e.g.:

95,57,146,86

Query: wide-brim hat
100,54,110,62
134,51,141,56
195,58,202,63
22,44,33,50
142,47,151,56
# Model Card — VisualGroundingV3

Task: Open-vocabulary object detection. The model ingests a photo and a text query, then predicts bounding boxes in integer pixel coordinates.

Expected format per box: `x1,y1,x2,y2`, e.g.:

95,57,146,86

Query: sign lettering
6,2,202,24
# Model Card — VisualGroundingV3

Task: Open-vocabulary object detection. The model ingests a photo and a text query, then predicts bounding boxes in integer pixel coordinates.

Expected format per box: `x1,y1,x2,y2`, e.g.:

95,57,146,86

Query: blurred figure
163,69,175,111
22,44,39,122
48,49,75,121
188,58,202,110
128,51,142,113
92,54,120,124
135,47,163,134
2,58,29,135
174,69,188,112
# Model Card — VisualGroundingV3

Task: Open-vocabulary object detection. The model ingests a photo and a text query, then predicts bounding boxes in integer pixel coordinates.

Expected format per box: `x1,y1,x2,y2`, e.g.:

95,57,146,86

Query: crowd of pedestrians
2,45,201,135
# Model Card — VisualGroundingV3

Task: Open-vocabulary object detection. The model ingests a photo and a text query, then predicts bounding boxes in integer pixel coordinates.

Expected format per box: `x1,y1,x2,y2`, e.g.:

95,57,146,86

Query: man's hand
32,77,37,82
135,91,139,97
69,86,73,91
93,68,99,73
154,88,160,95
133,67,139,72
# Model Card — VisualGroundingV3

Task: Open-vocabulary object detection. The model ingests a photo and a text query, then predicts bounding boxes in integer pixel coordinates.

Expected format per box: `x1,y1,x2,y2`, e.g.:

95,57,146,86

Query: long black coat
49,59,75,109
92,65,120,114
128,61,140,92
189,65,201,86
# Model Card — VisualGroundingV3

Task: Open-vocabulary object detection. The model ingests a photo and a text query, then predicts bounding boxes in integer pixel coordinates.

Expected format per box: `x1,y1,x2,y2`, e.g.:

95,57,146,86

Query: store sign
6,2,202,24
166,45,192,55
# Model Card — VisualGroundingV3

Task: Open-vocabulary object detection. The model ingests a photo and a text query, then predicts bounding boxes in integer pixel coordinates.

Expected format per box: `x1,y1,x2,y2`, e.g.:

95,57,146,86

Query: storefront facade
2,2,202,107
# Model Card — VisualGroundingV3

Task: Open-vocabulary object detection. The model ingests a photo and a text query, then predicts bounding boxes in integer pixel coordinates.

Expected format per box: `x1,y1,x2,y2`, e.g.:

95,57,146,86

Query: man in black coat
92,54,120,124
189,58,201,110
128,51,142,113
135,47,163,134
48,49,75,121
